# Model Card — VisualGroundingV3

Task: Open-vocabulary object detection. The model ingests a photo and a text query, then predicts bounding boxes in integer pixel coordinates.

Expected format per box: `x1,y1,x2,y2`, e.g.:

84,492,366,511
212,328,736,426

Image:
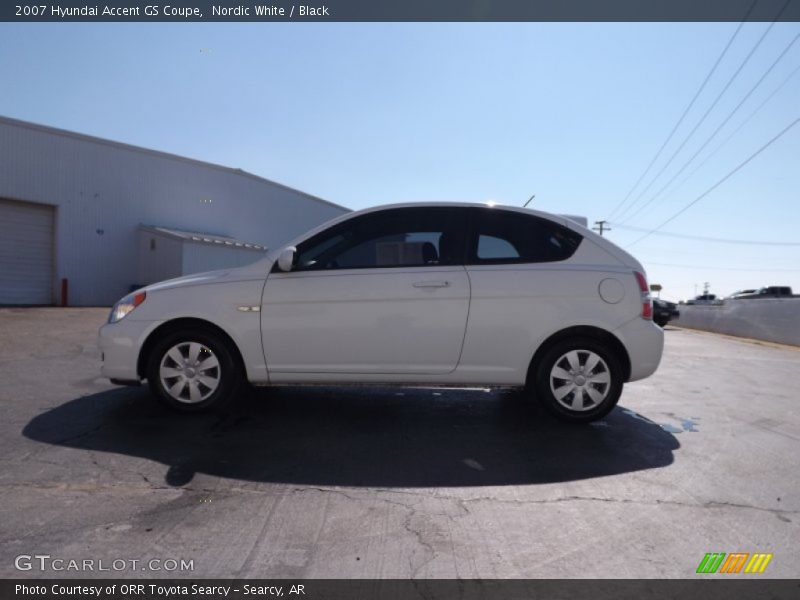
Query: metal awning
140,225,266,251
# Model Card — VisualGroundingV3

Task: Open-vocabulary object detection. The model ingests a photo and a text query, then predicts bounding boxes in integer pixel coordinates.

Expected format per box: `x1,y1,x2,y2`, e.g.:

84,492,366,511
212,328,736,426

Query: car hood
142,256,274,294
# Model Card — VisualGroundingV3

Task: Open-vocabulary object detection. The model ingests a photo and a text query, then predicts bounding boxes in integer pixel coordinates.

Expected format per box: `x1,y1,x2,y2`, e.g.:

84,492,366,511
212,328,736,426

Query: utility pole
593,220,611,236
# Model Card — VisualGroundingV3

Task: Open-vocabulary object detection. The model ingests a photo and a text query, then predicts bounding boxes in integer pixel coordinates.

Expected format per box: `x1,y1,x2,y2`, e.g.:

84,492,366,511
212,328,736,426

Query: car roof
351,201,571,224
281,202,573,247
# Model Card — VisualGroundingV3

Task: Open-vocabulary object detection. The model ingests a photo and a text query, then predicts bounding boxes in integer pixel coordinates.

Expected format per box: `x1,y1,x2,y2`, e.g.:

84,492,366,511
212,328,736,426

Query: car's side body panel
261,265,470,376
457,263,645,385
101,272,271,383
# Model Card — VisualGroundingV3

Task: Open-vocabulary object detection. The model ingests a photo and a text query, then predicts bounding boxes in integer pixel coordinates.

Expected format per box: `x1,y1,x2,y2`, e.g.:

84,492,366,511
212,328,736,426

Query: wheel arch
137,317,246,380
526,325,631,386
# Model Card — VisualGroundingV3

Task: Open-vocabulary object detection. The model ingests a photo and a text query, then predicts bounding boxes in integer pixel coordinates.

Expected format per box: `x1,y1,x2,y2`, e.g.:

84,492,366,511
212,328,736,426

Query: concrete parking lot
1,308,798,578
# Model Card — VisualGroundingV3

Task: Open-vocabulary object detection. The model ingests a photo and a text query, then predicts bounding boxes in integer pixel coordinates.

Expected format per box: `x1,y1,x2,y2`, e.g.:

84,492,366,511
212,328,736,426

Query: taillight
634,271,653,320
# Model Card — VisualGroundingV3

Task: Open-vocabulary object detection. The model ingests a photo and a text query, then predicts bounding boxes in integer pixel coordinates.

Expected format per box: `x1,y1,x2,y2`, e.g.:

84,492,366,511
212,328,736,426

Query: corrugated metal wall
136,230,183,287
0,117,348,305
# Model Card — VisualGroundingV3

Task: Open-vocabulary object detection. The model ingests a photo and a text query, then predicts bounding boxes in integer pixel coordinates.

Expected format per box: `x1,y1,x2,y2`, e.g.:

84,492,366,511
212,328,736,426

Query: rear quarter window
468,208,583,264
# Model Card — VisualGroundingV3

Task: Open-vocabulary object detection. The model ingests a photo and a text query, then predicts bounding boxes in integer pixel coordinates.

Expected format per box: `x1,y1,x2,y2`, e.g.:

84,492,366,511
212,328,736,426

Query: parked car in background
686,293,718,305
731,286,794,299
726,289,757,300
99,203,664,423
653,299,680,327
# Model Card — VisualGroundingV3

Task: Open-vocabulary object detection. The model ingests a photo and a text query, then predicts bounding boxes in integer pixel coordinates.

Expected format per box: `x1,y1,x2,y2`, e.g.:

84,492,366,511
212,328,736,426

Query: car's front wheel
145,328,243,412
530,338,624,422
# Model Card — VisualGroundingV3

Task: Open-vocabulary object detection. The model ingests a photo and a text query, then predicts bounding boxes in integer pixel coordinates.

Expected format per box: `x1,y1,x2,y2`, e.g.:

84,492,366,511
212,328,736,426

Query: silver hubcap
159,342,220,404
549,349,611,412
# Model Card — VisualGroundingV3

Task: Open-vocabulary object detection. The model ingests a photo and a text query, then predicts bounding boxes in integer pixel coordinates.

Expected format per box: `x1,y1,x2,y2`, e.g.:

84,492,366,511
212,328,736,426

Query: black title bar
4,0,800,22
3,580,800,600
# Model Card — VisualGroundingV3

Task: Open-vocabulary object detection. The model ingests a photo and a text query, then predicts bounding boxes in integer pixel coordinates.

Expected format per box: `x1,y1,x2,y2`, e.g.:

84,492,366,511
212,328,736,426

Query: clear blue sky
1,22,798,301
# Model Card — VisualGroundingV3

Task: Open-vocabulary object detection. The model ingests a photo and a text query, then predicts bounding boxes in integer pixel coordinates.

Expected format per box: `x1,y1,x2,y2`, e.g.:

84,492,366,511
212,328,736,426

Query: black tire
654,317,669,328
529,337,624,423
145,327,243,413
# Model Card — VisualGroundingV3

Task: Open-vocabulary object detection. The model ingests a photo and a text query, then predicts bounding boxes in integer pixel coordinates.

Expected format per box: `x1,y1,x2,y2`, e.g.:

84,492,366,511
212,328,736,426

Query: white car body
99,202,663,419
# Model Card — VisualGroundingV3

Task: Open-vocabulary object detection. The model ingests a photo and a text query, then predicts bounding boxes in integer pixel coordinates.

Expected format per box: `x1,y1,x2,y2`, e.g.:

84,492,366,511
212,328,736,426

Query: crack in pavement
3,481,796,519
457,494,798,518
1,480,795,577
284,487,796,577
288,486,441,578
290,485,797,519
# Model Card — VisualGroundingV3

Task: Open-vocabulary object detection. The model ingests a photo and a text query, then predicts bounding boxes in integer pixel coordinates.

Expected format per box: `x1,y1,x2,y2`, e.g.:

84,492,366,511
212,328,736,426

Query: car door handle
413,280,450,288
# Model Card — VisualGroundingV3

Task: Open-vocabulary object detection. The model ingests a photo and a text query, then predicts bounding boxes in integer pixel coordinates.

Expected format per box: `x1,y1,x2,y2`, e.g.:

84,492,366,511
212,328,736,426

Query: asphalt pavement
0,308,798,578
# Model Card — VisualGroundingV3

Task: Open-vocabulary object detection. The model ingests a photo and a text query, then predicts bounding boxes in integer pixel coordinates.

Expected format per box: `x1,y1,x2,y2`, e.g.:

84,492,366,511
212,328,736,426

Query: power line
644,261,800,272
611,223,800,246
626,115,800,248
605,4,757,222
615,15,781,222
621,31,800,225
615,1,790,223
648,61,800,210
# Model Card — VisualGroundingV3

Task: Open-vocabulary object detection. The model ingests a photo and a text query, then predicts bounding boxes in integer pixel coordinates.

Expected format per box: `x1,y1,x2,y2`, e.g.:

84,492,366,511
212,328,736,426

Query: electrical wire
605,4,757,222
611,223,800,246
626,115,800,248
645,61,800,210
621,31,800,225
644,261,800,272
614,0,791,223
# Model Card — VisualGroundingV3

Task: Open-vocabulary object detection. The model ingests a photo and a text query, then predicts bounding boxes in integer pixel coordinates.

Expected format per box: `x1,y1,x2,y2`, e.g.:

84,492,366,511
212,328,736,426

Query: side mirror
277,246,296,272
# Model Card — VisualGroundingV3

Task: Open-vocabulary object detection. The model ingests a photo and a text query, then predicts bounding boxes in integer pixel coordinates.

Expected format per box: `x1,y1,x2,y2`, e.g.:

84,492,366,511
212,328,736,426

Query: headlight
109,291,147,323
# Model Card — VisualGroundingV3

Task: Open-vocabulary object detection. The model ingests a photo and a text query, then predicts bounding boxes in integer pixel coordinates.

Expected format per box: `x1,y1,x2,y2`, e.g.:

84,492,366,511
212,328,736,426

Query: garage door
0,198,55,305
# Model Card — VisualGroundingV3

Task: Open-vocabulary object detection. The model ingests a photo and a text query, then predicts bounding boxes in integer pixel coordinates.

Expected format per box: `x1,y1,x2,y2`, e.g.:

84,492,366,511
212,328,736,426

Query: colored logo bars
696,552,773,574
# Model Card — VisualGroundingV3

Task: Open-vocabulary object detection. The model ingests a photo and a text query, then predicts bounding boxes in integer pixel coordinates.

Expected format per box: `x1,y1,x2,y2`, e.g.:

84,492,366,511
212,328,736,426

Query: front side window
468,208,582,264
294,207,464,271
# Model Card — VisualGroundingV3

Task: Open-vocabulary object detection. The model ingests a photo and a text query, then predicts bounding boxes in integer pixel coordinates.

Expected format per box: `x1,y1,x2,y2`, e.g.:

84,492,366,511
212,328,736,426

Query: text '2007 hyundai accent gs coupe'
99,203,663,422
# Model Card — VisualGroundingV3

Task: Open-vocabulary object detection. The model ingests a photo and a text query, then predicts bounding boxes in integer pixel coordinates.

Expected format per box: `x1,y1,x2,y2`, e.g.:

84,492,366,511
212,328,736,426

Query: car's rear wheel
146,328,243,412
530,337,624,422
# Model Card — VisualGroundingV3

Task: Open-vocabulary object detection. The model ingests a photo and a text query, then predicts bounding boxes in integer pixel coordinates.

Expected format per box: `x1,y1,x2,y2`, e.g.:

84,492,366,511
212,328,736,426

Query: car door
261,207,470,377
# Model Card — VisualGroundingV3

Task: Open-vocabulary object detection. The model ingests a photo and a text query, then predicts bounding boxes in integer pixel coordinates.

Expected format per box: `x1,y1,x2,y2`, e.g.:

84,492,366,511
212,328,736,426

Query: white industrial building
0,116,348,306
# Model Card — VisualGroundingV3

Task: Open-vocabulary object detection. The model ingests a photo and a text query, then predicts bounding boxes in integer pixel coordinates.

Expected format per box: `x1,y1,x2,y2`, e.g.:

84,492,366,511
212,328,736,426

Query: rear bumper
99,318,162,382
614,317,664,382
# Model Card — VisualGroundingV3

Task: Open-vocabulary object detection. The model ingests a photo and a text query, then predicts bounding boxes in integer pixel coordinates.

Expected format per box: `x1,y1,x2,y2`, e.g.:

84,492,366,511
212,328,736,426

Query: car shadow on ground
23,386,679,488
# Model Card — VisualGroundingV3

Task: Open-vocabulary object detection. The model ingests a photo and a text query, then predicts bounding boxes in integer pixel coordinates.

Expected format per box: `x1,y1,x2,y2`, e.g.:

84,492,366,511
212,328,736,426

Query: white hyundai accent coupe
99,203,663,422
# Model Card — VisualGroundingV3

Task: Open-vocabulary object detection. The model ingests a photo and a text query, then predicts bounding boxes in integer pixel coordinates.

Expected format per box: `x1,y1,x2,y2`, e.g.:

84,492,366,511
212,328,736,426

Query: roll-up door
0,198,55,305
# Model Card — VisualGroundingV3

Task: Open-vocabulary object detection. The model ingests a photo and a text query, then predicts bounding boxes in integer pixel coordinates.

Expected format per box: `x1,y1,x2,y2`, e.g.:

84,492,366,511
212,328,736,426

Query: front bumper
99,318,162,382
